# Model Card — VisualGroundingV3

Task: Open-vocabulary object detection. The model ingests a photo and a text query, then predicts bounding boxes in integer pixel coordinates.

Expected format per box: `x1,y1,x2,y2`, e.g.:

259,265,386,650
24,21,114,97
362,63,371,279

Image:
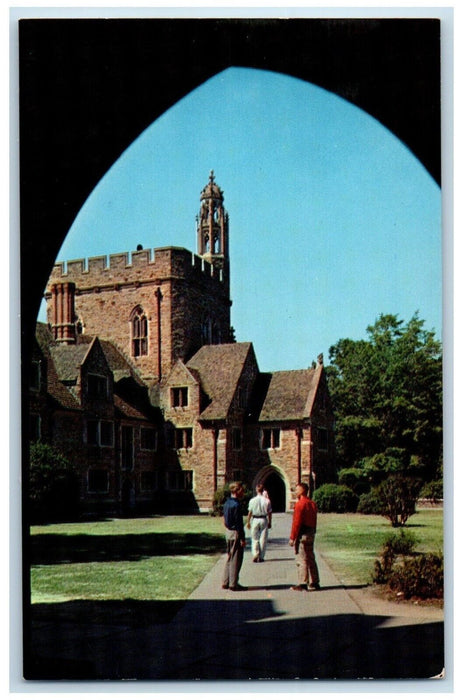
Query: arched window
131,307,148,357
201,316,211,344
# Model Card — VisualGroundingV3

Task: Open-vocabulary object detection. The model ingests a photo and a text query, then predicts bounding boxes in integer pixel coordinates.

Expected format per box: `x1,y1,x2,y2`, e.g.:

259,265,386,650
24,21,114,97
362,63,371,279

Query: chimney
50,282,76,344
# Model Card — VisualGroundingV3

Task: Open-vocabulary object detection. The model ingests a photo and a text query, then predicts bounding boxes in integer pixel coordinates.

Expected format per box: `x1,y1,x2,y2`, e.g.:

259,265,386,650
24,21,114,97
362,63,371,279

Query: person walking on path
246,483,272,562
222,481,247,591
289,482,321,591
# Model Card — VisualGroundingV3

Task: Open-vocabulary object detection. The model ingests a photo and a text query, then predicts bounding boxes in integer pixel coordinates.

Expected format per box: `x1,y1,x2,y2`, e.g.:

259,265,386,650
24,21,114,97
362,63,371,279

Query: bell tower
197,171,229,294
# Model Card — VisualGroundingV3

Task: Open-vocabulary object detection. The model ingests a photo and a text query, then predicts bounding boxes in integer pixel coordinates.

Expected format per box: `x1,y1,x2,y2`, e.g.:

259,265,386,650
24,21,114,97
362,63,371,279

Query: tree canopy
326,313,442,482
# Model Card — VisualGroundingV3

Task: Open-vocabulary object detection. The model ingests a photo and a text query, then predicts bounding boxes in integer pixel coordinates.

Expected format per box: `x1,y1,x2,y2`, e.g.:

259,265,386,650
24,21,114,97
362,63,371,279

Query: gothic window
131,307,148,357
202,317,212,344
211,323,221,344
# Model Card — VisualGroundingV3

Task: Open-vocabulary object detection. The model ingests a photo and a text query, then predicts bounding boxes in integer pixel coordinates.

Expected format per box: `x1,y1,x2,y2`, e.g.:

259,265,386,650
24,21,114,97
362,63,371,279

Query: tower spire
197,171,229,292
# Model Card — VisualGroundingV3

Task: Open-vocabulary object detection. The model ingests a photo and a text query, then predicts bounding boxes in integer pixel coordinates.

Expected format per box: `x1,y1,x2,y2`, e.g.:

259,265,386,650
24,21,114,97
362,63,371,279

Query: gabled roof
165,359,201,387
49,344,92,382
98,339,145,385
34,323,153,416
114,394,152,421
34,323,81,410
258,365,323,422
186,342,255,421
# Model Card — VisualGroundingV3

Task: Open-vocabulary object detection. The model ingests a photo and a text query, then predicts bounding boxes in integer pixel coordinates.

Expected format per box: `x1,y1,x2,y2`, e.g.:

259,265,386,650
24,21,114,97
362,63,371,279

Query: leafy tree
29,442,80,522
326,313,442,481
372,474,422,527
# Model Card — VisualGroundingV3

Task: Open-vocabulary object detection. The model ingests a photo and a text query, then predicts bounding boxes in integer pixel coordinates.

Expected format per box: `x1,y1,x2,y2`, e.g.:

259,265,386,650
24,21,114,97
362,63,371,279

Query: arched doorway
262,472,286,513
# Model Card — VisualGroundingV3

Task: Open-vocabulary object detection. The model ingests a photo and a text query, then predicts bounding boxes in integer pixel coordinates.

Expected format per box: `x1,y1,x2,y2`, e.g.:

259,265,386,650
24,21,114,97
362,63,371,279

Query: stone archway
264,472,286,513
253,466,289,513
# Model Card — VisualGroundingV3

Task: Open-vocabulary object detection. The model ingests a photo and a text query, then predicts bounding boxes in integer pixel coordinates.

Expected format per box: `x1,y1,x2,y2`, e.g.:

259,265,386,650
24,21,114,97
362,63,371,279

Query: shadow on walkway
25,596,444,681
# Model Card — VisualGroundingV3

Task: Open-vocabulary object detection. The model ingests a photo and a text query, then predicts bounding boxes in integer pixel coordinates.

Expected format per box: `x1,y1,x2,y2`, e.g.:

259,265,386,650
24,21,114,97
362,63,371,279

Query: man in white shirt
246,483,272,562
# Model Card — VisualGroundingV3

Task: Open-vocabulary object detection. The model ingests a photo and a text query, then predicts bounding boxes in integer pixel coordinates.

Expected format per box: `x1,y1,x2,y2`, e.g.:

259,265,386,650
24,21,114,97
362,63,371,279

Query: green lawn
30,510,444,604
30,516,225,604
316,509,444,585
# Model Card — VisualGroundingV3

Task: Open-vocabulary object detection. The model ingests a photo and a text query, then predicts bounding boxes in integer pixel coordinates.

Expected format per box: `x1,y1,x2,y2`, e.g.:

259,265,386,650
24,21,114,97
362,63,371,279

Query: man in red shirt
289,482,320,591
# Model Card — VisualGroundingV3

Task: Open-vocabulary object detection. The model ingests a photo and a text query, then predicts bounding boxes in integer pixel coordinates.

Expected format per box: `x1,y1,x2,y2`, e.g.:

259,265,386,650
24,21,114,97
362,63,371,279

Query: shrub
373,529,418,583
29,442,80,523
374,474,422,527
313,483,359,513
388,553,444,599
382,528,418,556
357,489,383,515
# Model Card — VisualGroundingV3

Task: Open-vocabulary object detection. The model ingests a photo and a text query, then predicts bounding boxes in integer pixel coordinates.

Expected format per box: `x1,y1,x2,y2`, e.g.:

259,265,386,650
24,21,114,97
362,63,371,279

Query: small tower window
131,307,148,357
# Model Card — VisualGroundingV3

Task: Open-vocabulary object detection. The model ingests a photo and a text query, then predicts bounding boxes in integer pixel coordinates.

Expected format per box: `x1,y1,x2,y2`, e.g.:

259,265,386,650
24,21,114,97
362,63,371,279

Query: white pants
250,517,269,561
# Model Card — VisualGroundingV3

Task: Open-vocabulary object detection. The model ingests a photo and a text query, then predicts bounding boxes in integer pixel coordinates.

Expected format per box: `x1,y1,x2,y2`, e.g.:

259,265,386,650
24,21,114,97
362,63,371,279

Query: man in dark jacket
289,482,320,591
222,482,247,591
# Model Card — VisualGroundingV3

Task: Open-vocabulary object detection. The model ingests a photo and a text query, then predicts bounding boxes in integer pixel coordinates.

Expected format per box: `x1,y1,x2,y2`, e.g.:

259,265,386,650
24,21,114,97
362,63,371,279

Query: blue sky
39,67,442,373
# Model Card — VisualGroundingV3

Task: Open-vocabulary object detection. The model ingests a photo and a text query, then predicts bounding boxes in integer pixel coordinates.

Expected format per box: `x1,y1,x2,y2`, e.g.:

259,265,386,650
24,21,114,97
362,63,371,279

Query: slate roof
186,342,254,421
114,394,152,420
34,323,81,410
257,366,322,422
50,344,92,382
34,324,154,418
98,340,145,385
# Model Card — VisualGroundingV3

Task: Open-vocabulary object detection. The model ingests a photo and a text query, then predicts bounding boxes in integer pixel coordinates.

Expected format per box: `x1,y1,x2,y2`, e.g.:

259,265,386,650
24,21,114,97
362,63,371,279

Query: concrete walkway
26,513,445,683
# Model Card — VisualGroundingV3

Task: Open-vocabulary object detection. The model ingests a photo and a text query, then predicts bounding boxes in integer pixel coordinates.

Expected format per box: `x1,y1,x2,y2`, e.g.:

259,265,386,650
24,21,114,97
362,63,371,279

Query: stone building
32,172,336,514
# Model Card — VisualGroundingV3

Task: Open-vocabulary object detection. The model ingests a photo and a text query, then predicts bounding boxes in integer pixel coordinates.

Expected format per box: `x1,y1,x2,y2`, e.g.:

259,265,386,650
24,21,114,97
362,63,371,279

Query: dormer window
131,307,148,357
88,374,107,399
172,387,188,408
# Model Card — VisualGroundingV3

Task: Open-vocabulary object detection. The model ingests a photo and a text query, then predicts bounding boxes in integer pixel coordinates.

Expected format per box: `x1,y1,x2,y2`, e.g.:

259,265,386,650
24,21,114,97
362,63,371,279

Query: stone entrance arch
253,465,289,513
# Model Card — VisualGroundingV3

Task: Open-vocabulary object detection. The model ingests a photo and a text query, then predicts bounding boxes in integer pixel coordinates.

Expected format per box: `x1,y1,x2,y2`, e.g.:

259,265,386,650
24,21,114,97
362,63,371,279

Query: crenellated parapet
47,245,226,295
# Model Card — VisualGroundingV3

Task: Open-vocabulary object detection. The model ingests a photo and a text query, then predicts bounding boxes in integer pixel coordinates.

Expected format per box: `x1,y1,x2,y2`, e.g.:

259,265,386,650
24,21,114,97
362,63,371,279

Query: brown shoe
290,584,307,591
230,584,247,591
309,583,321,590
222,584,229,589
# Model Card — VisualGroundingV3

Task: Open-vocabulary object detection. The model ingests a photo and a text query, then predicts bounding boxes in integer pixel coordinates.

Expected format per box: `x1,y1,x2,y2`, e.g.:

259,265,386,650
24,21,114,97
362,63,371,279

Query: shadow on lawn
30,532,225,564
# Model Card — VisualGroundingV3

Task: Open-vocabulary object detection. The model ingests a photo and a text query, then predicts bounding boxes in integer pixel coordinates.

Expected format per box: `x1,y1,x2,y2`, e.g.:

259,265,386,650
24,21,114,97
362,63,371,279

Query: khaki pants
223,529,244,588
295,529,319,586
